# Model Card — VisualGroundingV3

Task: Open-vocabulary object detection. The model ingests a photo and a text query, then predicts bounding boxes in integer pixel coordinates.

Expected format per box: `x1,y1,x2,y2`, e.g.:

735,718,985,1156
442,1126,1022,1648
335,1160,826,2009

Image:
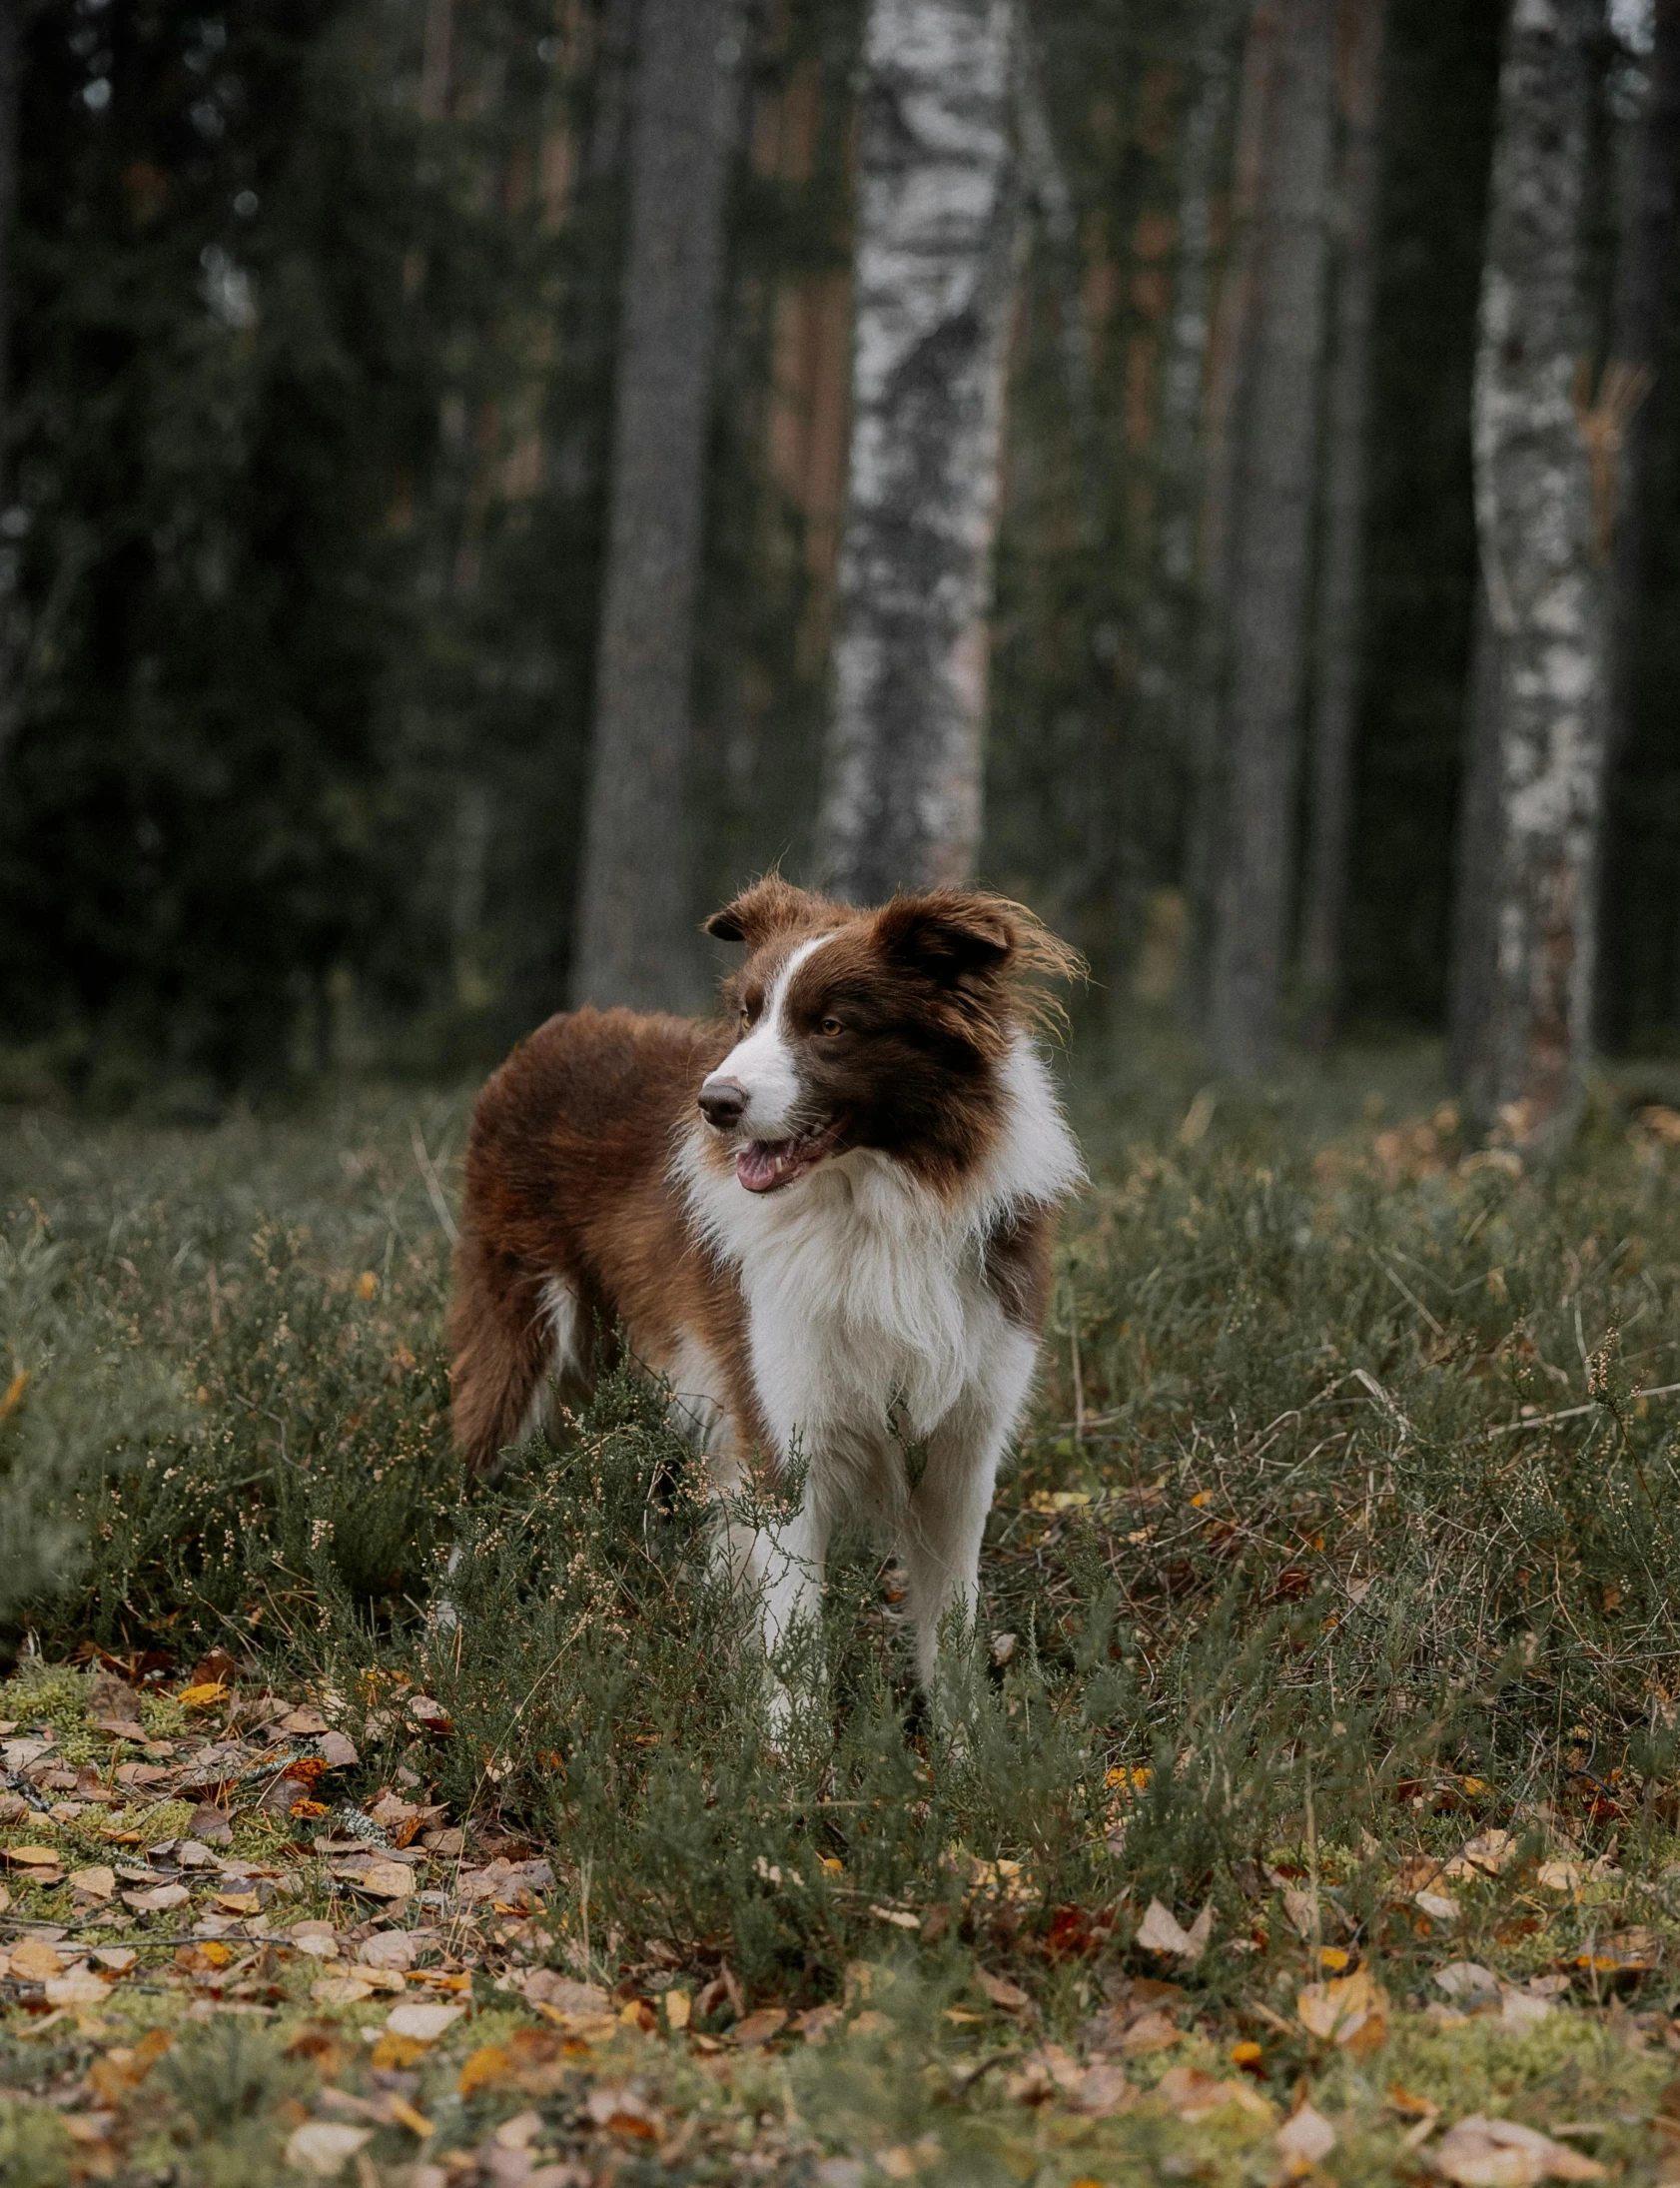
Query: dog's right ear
703,875,828,947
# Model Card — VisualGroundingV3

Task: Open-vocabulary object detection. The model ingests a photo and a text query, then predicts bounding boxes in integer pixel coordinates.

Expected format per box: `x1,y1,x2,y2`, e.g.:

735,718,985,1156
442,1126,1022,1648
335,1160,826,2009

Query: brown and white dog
448,877,1084,1716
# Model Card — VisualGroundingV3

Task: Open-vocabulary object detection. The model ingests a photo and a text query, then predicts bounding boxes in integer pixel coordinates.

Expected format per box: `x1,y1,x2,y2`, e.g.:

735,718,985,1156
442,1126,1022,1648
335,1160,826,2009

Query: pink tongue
737,1143,798,1193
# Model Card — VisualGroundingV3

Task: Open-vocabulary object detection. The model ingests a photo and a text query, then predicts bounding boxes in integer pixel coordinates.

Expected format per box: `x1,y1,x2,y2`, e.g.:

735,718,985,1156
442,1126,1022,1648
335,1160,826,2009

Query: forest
7,3,1680,2186
0,0,1676,1123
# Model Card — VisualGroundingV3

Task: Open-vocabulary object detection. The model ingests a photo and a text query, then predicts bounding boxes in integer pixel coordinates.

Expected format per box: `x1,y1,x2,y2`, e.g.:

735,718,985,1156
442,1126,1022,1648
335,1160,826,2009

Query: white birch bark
817,0,1022,903
1205,0,1336,1078
1452,0,1606,1144
572,0,738,1009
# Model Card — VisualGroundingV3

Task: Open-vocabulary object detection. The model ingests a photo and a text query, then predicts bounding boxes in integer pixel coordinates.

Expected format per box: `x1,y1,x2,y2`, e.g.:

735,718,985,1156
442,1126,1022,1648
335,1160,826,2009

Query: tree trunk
0,0,20,778
571,0,738,1010
1606,0,1680,761
1603,0,1680,1034
1180,0,1279,1009
1450,0,1606,1147
817,0,1022,905
1205,0,1336,1078
1299,0,1387,1047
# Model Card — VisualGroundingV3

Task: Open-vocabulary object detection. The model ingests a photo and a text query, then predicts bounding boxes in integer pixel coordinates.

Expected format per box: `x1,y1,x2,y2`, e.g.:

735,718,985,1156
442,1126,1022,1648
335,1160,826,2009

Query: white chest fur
674,1039,1084,1452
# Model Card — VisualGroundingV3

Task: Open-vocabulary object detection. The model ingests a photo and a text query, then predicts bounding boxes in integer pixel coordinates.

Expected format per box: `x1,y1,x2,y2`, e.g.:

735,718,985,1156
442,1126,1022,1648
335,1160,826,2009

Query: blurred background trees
1,0,1677,1131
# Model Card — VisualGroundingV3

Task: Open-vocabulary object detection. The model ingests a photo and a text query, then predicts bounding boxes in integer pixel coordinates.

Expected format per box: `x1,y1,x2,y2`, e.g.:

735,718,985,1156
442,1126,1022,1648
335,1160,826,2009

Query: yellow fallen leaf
0,1369,29,1420
386,2095,433,2138
4,1845,63,1867
10,1939,66,1980
458,2046,513,2097
177,1683,228,1708
1297,1967,1388,2051
663,1988,690,2031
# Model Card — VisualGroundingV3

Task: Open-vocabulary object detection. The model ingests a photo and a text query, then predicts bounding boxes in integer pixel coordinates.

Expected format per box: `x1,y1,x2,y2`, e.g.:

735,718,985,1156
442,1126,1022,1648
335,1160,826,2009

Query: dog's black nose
698,1077,748,1130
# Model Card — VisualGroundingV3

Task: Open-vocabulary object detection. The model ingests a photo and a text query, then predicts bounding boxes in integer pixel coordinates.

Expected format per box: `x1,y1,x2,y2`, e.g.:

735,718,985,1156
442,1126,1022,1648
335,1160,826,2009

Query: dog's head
696,877,1079,1194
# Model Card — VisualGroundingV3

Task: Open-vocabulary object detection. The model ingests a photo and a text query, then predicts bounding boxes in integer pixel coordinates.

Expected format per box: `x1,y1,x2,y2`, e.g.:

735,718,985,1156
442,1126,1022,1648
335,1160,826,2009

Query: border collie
448,877,1085,1715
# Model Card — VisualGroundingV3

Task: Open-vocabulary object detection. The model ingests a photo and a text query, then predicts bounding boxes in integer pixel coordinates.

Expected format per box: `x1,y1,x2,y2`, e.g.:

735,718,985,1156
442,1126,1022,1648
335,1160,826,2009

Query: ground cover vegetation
5,1054,1680,2181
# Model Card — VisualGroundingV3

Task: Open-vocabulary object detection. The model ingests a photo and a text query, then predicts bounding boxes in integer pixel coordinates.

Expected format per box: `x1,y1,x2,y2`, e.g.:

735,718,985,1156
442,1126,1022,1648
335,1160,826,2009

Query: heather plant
4,1068,1680,2035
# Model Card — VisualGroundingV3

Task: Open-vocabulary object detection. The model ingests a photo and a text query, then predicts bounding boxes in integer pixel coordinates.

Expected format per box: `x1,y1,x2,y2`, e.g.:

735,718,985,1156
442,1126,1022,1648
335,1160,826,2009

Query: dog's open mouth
735,1113,849,1194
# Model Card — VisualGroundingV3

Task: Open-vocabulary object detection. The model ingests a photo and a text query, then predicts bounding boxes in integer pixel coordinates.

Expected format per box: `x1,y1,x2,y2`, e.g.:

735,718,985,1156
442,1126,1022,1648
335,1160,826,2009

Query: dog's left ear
876,891,1016,982
703,874,827,947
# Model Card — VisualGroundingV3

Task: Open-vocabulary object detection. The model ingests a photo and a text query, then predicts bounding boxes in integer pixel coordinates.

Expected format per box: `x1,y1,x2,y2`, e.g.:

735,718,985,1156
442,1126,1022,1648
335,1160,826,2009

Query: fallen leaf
975,1967,1032,2011
289,1922,340,1959
1283,1887,1321,1939
1435,1963,1502,2007
319,1730,359,1768
123,1882,191,1913
1454,1830,1518,1877
733,2008,788,2048
355,1859,415,1901
387,2094,433,2138
458,2045,513,2097
1577,1927,1659,1972
91,1948,137,1973
279,1708,330,1735
312,1973,377,2005
1158,2065,1267,2121
359,1928,420,1969
176,1683,228,1709
1276,2103,1338,2167
286,2122,374,2177
585,2084,661,2138
369,2034,429,2070
1431,2115,1606,2185
523,1971,609,2013
385,2000,465,2043
214,1891,262,1915
1297,1968,1389,2051
3,1845,64,1869
45,1973,112,2009
663,1987,690,2032
494,2109,543,2150
1119,2009,1183,2055
10,1939,66,1980
1137,1896,1213,1961
1416,1889,1460,1922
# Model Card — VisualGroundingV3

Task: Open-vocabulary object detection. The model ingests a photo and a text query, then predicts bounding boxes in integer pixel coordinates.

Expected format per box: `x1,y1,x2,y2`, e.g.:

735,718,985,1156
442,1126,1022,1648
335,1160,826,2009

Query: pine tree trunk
1451,0,1606,1146
572,0,738,1009
817,0,1022,905
1299,0,1387,1047
1205,0,1336,1078
1606,0,1680,764
1180,1,1277,1029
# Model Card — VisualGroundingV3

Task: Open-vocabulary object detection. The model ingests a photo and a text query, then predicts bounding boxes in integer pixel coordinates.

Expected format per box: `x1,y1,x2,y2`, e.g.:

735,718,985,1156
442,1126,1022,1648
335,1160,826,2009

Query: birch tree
817,0,1022,904
1205,0,1336,1077
1449,0,1606,1145
572,0,738,1009
1299,0,1388,1045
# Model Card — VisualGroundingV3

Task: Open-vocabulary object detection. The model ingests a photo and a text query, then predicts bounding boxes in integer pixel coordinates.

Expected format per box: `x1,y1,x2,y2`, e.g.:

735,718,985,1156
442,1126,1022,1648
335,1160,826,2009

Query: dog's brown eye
819,1016,844,1037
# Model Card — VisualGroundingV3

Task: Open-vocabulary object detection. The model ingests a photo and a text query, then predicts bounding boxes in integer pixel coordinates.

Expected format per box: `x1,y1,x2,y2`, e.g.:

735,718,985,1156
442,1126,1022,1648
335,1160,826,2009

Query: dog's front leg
902,1340,1036,1702
711,1451,831,1741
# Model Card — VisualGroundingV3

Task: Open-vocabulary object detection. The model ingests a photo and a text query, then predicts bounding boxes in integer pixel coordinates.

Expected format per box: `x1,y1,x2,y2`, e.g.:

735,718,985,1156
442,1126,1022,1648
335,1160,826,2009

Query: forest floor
6,1031,1680,2186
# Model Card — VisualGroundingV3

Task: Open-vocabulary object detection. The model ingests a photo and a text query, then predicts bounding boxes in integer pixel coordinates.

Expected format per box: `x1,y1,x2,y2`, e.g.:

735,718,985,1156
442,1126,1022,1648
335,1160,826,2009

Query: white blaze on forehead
703,933,833,1138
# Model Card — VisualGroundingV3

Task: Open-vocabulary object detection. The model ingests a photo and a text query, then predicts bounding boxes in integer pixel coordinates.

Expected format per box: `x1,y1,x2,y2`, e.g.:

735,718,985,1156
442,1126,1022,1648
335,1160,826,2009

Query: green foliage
9,1067,1680,2025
